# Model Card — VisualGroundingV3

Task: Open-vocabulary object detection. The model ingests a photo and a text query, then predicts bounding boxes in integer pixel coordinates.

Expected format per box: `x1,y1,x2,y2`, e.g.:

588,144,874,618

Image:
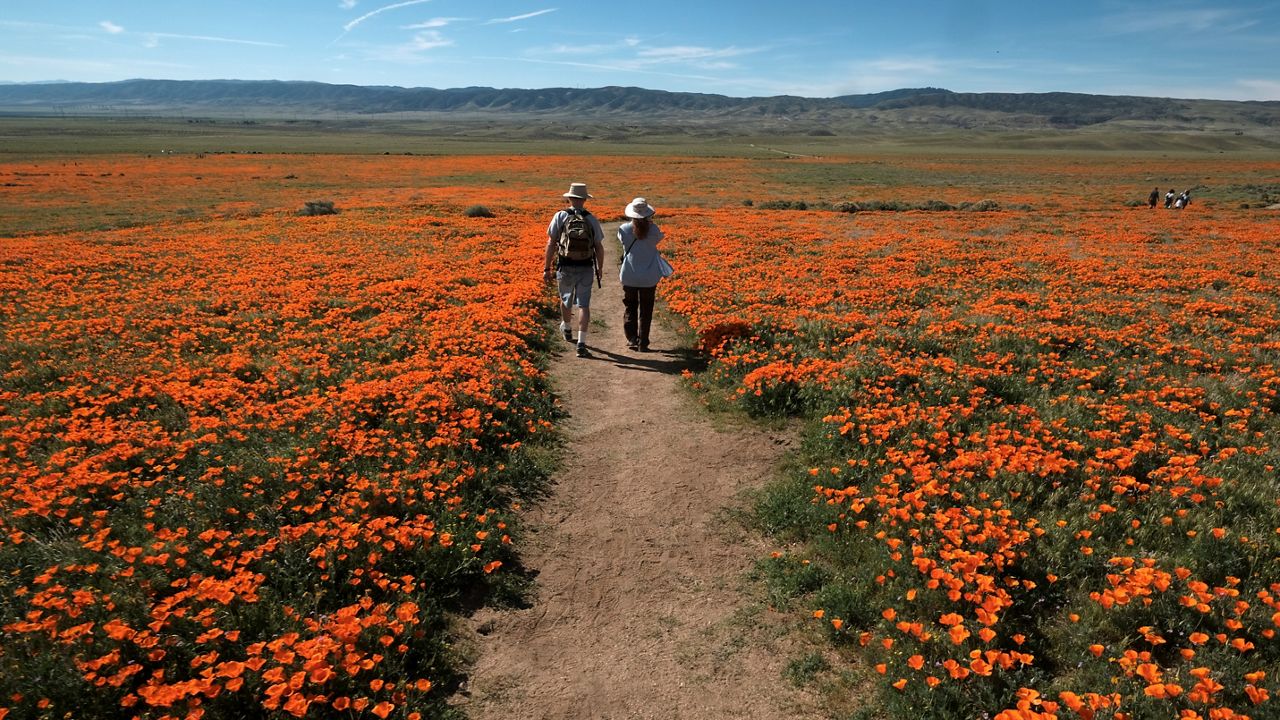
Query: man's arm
543,236,557,279
544,211,562,280
592,218,606,277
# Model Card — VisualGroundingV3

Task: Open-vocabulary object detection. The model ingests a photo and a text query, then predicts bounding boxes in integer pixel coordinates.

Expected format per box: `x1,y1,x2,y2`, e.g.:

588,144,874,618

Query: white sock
560,321,568,332
577,329,587,344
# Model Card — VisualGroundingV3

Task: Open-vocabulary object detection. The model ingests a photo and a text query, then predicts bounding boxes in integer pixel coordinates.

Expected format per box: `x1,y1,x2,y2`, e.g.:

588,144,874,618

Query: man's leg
557,276,576,341
572,268,593,356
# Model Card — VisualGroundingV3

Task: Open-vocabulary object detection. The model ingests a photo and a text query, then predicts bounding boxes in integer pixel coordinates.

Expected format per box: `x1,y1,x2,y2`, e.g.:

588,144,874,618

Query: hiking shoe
576,343,589,358
563,327,574,342
627,338,640,350
639,344,651,352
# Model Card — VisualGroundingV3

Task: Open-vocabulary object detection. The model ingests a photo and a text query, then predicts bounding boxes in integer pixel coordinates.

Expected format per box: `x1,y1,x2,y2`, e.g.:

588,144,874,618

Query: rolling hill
2,79,1278,144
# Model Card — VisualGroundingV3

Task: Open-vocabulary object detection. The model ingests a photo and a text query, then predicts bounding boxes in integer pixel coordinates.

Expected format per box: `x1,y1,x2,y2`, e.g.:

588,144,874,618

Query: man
544,182,605,357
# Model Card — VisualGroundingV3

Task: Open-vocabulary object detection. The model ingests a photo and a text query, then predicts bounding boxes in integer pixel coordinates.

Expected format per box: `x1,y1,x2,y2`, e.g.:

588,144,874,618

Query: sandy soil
455,225,823,719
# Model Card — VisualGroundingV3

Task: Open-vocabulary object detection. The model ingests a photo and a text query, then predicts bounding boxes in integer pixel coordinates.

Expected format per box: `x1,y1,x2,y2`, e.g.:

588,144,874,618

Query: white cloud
485,9,556,24
100,20,124,34
142,32,285,48
359,30,454,63
526,38,765,81
403,17,461,30
1100,6,1257,35
635,45,754,64
409,30,451,51
1225,78,1280,101
544,42,620,57
475,54,725,84
340,0,358,7
0,52,192,80
859,57,945,75
344,0,434,33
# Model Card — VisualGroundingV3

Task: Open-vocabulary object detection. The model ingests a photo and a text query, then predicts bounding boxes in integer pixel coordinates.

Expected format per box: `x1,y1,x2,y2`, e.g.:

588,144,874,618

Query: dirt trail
458,224,821,720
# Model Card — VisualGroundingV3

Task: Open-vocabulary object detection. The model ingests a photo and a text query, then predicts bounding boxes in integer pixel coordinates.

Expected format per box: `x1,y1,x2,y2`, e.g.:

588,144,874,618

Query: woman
616,197,666,352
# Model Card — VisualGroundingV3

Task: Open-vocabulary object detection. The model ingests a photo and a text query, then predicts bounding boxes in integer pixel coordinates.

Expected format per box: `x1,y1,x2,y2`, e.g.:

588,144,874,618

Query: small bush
464,205,494,218
758,200,808,210
299,200,338,216
856,199,908,211
961,199,1002,212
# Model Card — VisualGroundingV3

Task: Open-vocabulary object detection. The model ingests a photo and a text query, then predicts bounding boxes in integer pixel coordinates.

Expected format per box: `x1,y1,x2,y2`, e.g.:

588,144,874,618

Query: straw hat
624,197,655,218
562,182,593,199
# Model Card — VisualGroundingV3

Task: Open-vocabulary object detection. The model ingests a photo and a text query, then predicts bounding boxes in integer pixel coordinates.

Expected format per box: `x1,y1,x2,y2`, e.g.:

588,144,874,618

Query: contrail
485,8,556,24
344,0,434,32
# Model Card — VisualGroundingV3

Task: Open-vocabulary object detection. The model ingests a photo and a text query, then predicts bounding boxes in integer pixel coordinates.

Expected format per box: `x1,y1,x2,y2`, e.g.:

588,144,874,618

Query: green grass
5,116,1280,159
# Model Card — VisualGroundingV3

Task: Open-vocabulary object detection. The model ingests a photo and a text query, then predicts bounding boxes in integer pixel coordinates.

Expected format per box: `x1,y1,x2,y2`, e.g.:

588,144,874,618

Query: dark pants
622,285,656,347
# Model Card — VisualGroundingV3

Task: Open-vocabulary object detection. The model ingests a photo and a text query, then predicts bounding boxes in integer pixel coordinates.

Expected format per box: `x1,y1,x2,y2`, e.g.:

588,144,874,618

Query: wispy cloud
339,0,358,8
1100,6,1258,34
857,57,946,76
635,45,755,66
485,9,556,24
358,30,454,63
538,40,760,73
0,52,193,76
100,21,124,34
402,17,463,30
343,0,434,32
142,32,285,48
1234,78,1280,100
0,19,87,33
543,42,623,57
476,54,725,84
407,31,451,51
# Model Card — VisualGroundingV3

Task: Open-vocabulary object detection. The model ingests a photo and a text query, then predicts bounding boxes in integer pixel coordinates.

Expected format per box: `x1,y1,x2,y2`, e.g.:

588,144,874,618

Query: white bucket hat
624,197,655,218
562,182,593,199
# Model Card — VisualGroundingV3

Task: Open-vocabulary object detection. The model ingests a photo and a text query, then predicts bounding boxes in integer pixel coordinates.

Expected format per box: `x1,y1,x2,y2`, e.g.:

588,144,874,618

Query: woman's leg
638,286,656,349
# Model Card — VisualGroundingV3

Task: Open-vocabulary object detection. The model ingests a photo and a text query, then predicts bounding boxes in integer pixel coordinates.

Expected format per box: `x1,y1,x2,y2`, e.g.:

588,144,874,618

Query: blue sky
2,1,1278,100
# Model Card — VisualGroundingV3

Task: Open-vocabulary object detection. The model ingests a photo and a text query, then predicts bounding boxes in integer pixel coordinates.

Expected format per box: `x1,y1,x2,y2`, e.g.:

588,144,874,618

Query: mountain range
2,79,1279,138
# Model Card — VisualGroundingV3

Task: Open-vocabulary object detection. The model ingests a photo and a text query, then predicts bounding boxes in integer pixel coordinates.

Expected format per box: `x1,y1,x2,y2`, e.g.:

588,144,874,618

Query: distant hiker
616,197,667,352
1175,191,1187,209
1181,189,1192,207
1148,186,1160,208
1164,189,1176,208
545,182,606,357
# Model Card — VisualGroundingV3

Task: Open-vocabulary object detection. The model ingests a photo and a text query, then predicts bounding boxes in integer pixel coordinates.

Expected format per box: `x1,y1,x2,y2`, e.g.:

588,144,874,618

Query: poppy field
658,168,1280,717
2,147,1279,720
0,154,574,719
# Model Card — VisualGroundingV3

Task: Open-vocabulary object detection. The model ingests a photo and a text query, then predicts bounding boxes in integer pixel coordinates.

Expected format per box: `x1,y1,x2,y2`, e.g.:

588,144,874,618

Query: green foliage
785,652,831,686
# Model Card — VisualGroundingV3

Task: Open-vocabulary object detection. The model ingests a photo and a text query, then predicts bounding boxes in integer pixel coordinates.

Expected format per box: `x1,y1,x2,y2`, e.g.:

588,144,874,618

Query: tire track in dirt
456,224,822,720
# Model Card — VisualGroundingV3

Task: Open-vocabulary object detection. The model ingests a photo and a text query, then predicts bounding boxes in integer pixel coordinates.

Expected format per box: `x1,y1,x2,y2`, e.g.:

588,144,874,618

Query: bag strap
621,226,639,258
